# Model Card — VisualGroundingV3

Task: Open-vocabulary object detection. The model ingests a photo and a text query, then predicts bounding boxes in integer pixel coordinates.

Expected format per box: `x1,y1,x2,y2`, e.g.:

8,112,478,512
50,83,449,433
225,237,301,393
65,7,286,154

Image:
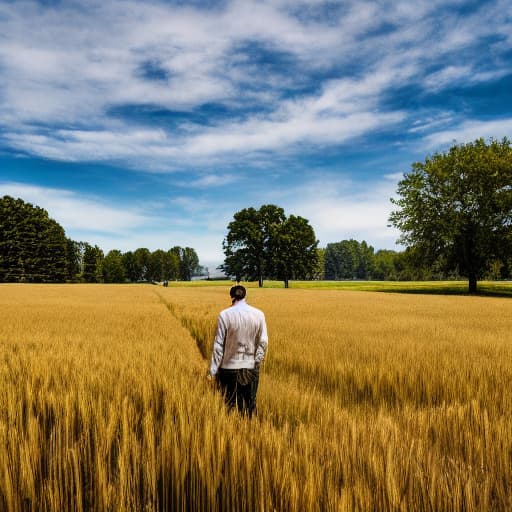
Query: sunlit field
1,284,511,511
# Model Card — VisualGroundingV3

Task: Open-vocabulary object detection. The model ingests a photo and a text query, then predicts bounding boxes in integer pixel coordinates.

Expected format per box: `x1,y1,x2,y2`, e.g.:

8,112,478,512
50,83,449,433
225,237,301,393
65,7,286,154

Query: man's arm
254,314,268,368
209,314,227,376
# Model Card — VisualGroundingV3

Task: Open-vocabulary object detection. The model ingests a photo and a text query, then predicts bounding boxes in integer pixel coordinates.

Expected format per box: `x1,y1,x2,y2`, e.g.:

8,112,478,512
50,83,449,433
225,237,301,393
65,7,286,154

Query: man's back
208,286,268,417
217,300,267,370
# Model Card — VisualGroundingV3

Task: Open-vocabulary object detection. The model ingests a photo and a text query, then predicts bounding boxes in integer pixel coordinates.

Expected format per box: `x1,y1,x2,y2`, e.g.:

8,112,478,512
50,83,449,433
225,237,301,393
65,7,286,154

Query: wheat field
0,284,511,511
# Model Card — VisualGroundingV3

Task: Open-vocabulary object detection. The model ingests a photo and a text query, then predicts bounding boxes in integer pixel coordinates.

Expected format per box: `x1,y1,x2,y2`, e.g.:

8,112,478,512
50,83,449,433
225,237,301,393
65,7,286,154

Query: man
208,285,268,417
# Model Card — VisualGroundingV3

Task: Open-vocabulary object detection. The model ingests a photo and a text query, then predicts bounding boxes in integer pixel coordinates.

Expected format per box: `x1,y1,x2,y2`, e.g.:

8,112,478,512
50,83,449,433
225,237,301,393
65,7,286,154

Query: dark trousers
216,368,259,418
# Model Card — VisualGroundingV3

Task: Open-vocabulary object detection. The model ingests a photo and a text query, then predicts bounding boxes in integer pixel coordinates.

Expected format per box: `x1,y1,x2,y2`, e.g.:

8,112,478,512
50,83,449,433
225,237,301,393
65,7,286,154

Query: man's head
230,285,246,303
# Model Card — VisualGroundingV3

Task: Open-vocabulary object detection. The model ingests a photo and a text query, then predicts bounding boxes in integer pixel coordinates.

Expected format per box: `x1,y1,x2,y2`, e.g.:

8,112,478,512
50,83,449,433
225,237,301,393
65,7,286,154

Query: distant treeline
4,194,511,285
320,240,512,281
0,195,203,283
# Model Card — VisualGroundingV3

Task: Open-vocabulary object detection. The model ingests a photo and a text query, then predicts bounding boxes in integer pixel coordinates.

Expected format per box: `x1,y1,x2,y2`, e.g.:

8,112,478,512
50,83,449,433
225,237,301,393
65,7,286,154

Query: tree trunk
284,276,289,288
468,274,478,293
258,275,263,287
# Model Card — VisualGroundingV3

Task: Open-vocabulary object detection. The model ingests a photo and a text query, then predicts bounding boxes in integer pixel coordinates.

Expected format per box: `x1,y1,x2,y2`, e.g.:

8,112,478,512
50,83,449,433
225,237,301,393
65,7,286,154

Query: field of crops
1,283,511,511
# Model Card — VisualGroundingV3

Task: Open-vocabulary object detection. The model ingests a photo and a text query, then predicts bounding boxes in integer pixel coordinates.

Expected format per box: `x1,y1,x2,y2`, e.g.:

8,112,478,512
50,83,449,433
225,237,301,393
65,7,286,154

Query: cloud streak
1,0,511,267
1,0,510,168
424,118,512,148
0,181,150,234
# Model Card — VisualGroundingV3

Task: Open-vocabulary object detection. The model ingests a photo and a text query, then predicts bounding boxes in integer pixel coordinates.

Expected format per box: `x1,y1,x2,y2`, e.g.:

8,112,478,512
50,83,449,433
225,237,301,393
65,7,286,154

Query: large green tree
164,249,180,281
82,243,104,283
170,246,200,281
221,207,267,286
324,239,375,280
134,248,151,282
65,238,82,282
389,138,512,292
373,250,399,280
222,205,318,287
102,249,126,283
272,215,318,288
122,251,140,282
0,196,68,282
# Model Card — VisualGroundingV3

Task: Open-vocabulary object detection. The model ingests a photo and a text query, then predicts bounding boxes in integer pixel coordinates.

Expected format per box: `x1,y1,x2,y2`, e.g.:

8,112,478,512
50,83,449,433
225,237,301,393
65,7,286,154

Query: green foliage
372,249,399,280
221,205,318,287
122,251,139,282
0,196,204,284
390,138,512,292
272,215,318,287
170,246,200,281
65,238,82,282
82,244,104,283
0,196,68,282
324,239,375,280
134,248,151,281
102,250,126,283
221,206,270,285
312,248,326,280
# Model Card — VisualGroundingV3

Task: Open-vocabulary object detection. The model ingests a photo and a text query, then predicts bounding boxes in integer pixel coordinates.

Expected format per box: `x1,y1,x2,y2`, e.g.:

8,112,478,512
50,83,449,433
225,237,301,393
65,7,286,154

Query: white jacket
209,299,268,376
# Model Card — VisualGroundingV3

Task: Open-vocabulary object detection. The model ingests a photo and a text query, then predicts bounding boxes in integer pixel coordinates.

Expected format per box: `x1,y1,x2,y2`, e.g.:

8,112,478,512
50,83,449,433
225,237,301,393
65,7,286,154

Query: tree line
3,138,511,291
221,204,318,287
0,196,202,283
321,240,512,281
221,138,512,292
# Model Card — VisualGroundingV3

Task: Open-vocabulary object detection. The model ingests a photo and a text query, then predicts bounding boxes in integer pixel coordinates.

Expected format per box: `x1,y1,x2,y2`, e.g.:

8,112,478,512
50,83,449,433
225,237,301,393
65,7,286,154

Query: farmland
0,284,511,511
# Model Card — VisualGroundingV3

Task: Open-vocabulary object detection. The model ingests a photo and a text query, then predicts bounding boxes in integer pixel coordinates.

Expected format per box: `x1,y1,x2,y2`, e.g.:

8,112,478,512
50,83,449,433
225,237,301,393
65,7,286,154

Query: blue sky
1,0,512,271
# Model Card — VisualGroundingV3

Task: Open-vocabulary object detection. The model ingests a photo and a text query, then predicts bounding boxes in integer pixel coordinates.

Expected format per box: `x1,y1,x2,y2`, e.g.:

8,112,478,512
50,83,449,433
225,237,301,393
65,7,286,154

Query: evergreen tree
0,196,68,282
83,243,104,283
102,250,125,283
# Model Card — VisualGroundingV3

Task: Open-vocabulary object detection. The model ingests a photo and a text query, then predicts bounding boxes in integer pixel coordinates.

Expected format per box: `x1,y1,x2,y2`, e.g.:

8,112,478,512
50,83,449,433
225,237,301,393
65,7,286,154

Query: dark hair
230,285,246,302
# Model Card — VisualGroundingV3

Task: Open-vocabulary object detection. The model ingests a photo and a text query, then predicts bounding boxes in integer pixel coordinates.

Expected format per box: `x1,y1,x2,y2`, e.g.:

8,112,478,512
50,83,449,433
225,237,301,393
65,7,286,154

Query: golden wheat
0,284,511,511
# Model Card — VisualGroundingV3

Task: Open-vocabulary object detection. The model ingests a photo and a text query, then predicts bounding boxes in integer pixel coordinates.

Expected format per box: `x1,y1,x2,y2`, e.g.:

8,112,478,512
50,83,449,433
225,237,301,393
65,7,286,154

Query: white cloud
424,118,512,149
409,113,454,134
424,65,473,91
1,0,509,168
0,181,150,234
293,182,402,250
245,172,403,250
0,180,228,266
90,230,226,269
188,174,239,188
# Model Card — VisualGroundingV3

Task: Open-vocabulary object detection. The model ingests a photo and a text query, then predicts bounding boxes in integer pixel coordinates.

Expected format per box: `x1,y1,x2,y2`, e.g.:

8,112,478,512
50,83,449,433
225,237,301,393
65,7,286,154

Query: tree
164,250,180,280
221,207,266,286
312,248,326,280
171,246,200,281
324,240,374,280
102,249,126,283
272,215,318,288
389,138,512,293
65,238,82,282
222,205,318,287
122,251,140,282
134,248,151,281
0,196,68,282
325,242,351,280
148,249,167,282
373,250,399,280
83,243,104,283
355,241,375,279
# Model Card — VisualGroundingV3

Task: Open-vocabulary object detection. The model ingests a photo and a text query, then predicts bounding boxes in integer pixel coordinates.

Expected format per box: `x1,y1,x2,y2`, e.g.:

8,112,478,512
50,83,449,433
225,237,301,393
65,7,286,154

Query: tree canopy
0,195,203,283
0,196,68,282
389,138,512,292
221,204,318,287
324,240,374,280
